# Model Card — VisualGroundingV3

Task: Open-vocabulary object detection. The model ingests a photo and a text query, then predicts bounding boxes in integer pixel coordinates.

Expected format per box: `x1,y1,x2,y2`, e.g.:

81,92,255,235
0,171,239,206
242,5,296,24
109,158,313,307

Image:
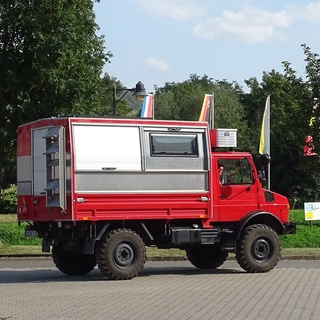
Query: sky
93,0,320,94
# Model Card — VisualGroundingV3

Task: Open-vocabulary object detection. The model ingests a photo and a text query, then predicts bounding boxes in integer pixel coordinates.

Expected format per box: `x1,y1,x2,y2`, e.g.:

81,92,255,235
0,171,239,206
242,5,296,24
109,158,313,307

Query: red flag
140,94,153,118
303,136,317,156
198,94,213,123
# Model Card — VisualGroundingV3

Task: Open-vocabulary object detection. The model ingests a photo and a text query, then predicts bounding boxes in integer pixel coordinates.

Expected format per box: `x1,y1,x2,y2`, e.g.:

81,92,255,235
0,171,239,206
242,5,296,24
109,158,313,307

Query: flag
303,135,317,156
309,116,316,127
140,94,153,118
304,98,319,156
198,94,213,124
259,95,270,155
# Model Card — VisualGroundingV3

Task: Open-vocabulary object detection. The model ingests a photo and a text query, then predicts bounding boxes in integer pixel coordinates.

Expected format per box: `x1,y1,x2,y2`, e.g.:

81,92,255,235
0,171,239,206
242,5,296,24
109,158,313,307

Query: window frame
149,133,199,157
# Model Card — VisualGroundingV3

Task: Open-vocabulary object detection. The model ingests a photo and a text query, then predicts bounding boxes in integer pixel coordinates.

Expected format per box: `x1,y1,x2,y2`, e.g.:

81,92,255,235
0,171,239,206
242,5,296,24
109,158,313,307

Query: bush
0,222,41,245
0,184,17,214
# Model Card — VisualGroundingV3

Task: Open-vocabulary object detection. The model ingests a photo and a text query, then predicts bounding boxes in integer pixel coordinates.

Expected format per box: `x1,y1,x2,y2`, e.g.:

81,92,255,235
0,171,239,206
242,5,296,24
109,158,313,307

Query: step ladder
43,126,67,210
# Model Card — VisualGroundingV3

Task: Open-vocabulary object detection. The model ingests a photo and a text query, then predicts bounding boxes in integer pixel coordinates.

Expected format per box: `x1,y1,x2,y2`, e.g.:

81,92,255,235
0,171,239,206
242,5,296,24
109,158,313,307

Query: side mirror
259,154,271,166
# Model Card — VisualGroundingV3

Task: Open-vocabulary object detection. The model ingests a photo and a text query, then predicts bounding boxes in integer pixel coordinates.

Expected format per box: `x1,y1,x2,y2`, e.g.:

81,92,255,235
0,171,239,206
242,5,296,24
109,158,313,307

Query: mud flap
42,238,51,252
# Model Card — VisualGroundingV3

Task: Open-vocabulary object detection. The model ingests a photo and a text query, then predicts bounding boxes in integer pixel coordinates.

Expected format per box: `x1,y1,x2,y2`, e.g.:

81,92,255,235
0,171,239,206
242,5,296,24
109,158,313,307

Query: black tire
235,224,281,273
52,244,96,275
95,228,146,280
186,246,228,269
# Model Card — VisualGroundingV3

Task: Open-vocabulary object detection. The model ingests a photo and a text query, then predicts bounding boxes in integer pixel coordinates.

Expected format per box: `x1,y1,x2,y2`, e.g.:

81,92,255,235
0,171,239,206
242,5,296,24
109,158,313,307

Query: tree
154,74,250,150
299,44,320,204
0,0,112,189
242,61,313,203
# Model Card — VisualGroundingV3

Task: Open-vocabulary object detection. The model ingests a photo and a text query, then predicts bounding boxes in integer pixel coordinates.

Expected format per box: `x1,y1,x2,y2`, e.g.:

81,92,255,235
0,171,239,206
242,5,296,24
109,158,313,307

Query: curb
279,255,320,261
147,256,320,261
1,254,320,261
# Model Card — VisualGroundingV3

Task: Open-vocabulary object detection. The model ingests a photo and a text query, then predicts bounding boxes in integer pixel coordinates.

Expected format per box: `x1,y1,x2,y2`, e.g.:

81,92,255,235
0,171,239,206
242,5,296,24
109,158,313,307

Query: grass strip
1,210,320,256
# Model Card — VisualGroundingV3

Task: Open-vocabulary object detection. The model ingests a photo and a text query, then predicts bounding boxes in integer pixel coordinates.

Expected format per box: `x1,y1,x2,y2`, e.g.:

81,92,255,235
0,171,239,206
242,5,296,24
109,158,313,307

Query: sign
304,202,320,220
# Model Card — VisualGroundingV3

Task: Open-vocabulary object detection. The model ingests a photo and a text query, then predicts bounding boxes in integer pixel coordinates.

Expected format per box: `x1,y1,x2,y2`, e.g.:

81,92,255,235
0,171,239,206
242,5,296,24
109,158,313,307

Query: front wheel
235,224,281,273
95,228,146,280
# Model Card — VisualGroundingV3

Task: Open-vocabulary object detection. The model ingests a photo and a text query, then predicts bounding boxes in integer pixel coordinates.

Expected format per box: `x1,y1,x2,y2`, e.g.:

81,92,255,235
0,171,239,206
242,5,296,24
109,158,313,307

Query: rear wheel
186,246,228,269
52,244,96,275
235,224,281,273
95,228,146,280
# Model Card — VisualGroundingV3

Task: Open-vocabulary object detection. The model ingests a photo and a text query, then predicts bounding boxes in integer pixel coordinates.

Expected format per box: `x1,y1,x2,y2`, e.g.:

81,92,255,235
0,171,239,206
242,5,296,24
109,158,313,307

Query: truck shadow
0,266,246,284
140,266,245,277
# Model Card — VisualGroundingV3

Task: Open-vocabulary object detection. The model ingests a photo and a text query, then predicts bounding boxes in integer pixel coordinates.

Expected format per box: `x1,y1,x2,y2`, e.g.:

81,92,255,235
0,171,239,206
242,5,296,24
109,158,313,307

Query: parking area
1,260,320,320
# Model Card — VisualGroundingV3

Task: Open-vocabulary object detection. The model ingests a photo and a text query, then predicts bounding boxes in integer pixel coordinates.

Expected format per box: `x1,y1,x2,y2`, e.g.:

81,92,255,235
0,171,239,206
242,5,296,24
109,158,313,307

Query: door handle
219,194,227,199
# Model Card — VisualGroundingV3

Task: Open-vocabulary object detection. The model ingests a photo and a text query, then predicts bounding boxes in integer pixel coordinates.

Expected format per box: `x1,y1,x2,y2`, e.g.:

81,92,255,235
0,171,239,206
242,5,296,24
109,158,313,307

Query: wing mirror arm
257,153,270,187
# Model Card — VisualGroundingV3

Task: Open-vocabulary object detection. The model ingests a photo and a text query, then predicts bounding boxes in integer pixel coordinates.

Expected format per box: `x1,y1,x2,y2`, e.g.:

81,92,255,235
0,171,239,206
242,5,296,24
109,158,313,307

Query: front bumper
283,222,296,235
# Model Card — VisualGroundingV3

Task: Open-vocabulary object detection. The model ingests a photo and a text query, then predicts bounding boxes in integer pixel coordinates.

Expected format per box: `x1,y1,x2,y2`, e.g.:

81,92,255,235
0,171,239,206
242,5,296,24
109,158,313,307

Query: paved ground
1,260,320,320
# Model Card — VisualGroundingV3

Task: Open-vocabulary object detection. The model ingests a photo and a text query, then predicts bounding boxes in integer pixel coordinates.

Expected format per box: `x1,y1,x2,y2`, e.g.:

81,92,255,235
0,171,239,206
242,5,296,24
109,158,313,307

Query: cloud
144,57,170,71
192,4,293,44
132,1,320,43
291,2,320,24
132,0,205,21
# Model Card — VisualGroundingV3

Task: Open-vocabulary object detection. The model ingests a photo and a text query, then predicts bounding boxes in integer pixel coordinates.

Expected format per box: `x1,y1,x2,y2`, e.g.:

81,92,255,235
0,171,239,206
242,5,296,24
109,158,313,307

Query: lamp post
112,81,148,116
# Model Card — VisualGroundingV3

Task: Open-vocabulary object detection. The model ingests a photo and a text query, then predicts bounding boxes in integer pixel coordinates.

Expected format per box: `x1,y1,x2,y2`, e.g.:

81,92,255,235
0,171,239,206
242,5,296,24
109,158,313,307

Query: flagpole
267,96,270,190
210,93,214,129
151,93,154,119
259,95,271,190
268,159,271,190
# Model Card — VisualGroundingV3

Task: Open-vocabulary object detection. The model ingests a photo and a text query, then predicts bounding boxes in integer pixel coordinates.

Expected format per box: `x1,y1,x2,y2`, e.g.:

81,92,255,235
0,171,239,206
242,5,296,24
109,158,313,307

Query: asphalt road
1,258,320,320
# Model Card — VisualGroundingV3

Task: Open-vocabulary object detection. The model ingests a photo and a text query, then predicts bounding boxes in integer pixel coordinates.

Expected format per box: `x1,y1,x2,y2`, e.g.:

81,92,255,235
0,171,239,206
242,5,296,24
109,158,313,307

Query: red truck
17,117,295,280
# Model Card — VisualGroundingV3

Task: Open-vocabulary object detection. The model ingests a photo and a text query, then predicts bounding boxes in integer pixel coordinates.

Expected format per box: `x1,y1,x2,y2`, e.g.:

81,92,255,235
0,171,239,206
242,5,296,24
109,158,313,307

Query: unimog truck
17,117,296,280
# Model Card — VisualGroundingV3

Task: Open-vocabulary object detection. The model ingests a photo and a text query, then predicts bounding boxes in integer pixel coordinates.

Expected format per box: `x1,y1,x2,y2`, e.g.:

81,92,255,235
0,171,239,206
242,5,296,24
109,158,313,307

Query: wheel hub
114,243,135,268
252,239,272,262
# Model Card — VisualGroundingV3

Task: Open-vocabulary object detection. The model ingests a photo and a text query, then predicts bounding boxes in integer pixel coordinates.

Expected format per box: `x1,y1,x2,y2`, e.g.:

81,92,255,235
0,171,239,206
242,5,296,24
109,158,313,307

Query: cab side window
218,159,252,185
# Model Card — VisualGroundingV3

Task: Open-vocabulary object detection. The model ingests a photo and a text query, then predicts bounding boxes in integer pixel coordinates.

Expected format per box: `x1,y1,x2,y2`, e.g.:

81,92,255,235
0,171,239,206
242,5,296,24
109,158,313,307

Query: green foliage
0,0,112,188
0,222,41,245
1,211,320,249
281,210,320,248
154,74,250,151
0,184,17,214
241,54,318,204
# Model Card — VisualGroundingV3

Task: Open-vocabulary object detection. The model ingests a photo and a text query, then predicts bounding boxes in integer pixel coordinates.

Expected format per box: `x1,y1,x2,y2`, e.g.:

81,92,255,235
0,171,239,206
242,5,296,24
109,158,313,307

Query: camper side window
150,134,198,157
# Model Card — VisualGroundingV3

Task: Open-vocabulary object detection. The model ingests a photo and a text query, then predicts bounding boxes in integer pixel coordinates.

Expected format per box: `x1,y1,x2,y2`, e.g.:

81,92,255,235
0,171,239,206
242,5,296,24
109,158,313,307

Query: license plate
25,230,38,237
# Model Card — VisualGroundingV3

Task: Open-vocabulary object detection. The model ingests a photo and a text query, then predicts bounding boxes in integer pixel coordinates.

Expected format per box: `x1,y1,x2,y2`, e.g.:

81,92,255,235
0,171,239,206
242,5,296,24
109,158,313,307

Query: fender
234,210,285,240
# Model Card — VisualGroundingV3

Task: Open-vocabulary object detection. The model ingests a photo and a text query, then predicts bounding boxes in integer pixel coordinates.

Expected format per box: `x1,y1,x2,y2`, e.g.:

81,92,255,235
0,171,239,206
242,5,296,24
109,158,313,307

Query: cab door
216,158,259,221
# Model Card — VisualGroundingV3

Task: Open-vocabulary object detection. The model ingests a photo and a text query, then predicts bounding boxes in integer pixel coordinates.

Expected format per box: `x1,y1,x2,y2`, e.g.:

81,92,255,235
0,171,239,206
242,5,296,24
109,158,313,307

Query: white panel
216,129,237,148
73,124,141,171
17,156,31,181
